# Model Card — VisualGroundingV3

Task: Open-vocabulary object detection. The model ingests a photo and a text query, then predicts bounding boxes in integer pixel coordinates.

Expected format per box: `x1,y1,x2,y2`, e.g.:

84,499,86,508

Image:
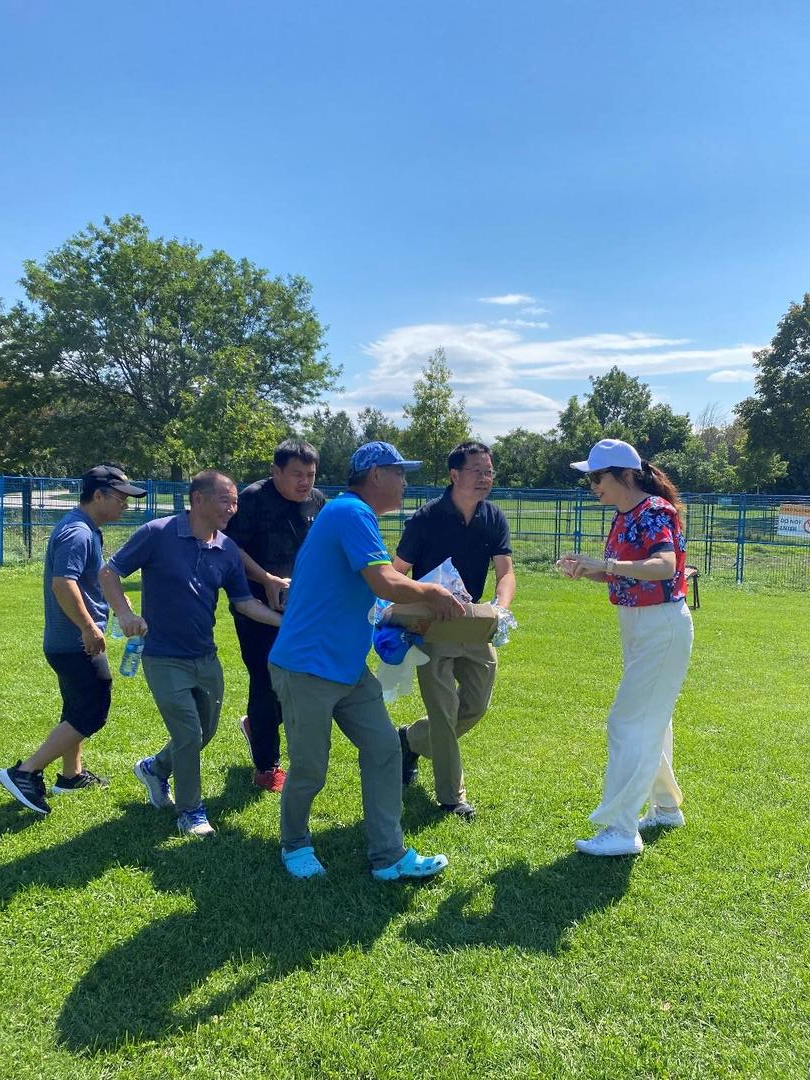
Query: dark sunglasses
587,469,612,484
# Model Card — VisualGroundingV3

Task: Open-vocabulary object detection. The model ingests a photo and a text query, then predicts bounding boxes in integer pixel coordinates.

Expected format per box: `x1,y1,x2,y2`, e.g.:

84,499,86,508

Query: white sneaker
575,826,643,856
638,805,685,830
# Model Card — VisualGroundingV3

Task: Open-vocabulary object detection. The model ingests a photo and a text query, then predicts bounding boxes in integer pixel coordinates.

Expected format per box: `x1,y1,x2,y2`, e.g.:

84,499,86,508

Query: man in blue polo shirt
1,464,146,816
393,441,516,821
100,470,281,837
269,441,464,880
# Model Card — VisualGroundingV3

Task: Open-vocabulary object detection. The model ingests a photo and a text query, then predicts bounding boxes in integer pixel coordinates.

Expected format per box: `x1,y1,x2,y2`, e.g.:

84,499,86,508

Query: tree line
1,216,806,492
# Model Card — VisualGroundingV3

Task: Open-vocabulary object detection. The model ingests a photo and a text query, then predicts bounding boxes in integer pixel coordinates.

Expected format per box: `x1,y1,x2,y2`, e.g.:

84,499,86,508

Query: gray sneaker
177,804,215,838
134,757,174,808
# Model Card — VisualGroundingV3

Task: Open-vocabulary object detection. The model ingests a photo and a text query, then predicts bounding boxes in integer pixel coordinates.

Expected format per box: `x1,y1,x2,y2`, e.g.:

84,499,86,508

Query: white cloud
495,318,550,329
478,293,536,306
324,320,762,442
706,369,756,383
520,306,549,316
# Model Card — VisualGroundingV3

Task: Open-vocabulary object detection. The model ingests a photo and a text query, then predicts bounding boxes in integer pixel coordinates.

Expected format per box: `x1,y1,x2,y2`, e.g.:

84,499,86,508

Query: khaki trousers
270,664,406,870
143,653,224,814
407,641,498,805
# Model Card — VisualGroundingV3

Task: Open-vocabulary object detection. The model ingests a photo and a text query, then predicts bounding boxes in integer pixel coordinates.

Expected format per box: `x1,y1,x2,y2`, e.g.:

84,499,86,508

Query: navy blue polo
108,513,252,658
396,487,512,602
43,507,108,653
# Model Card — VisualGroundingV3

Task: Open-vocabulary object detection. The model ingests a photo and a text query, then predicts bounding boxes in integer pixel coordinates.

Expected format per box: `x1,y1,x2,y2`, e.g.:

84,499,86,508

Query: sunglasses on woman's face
588,469,611,484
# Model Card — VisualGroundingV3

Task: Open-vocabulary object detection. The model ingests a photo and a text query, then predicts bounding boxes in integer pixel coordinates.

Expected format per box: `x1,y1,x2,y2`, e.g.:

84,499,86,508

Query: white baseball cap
570,438,642,473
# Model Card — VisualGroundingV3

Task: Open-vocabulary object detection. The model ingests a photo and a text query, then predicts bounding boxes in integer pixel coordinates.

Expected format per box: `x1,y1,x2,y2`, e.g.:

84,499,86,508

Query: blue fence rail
2,475,810,588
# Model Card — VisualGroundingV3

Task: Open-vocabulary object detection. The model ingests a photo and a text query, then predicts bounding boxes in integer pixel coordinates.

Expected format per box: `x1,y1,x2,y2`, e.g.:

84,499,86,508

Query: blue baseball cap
350,441,422,474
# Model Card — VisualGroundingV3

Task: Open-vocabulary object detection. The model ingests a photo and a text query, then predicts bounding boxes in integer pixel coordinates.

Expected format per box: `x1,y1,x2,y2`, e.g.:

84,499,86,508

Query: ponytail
636,460,684,519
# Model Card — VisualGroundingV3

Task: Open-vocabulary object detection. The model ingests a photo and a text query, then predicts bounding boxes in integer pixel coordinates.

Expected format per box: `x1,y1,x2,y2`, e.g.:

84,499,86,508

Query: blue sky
2,0,808,441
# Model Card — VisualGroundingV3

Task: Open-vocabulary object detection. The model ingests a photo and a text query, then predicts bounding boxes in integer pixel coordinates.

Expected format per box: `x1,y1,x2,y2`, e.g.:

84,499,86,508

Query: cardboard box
385,601,498,644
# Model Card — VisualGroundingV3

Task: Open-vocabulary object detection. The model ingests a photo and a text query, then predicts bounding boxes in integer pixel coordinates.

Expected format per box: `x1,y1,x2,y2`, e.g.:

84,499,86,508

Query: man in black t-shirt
225,440,325,791
393,442,515,821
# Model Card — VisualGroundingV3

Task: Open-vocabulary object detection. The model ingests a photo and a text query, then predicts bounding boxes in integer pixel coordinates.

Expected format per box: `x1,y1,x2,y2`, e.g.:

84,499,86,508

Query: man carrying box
269,441,464,880
393,441,515,821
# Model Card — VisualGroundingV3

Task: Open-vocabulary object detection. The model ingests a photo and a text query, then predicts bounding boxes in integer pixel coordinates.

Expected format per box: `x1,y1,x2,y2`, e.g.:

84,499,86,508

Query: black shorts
45,651,113,737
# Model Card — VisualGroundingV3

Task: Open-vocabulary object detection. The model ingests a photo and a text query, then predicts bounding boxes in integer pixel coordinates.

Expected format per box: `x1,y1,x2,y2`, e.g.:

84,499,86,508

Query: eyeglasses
588,469,611,484
104,489,128,506
461,468,496,480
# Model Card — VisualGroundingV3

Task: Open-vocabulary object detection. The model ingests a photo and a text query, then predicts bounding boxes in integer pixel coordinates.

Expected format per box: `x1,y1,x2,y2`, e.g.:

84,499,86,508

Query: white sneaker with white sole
638,806,685,830
575,826,643,856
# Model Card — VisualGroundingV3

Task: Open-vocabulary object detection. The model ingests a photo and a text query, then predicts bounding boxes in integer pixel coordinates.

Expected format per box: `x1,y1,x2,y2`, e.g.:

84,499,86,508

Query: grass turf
0,567,808,1079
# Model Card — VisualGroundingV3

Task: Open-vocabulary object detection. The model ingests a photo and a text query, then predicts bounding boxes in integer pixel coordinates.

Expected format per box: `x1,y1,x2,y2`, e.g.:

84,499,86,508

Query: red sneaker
253,766,286,793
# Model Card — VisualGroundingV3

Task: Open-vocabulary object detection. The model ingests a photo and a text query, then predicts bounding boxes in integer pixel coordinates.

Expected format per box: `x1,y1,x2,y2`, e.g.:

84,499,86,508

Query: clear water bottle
119,636,145,677
109,614,124,639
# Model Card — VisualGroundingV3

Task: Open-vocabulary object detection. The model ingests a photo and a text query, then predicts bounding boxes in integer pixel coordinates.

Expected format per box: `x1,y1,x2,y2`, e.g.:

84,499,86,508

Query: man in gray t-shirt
0,465,145,816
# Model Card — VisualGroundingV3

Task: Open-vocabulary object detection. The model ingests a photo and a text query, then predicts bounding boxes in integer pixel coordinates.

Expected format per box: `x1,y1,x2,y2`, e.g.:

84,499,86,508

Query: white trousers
590,600,694,836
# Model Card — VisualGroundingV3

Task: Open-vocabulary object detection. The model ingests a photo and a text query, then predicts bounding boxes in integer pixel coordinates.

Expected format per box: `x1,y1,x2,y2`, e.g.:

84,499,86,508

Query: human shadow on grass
404,851,635,956
1,765,435,1052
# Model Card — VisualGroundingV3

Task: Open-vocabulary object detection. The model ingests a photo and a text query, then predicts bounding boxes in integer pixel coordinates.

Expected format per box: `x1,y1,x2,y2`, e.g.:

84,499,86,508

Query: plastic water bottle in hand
109,614,124,639
119,636,145,677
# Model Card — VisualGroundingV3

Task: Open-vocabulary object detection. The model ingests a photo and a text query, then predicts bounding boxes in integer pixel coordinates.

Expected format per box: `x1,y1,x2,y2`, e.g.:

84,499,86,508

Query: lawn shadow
404,851,635,955
400,783,446,831
0,801,50,836
1,765,432,1053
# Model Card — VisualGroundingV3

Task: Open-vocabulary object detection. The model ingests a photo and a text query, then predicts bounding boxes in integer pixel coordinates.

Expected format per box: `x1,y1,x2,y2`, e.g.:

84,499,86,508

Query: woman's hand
556,554,607,581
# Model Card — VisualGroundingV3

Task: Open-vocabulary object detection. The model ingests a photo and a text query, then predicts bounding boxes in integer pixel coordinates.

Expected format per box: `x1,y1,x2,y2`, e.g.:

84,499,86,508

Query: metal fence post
0,474,4,567
21,477,33,559
736,494,747,584
146,479,156,521
574,489,583,554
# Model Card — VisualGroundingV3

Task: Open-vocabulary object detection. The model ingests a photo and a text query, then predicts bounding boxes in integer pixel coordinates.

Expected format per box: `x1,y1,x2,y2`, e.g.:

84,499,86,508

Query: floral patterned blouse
604,496,687,607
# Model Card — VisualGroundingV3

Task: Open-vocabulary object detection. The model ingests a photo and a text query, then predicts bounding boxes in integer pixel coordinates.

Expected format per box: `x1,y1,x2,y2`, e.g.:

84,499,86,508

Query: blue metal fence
2,475,809,588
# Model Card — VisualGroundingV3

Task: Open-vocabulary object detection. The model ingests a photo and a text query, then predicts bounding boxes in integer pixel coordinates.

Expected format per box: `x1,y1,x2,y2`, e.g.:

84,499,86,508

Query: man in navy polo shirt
0,464,146,816
100,470,281,837
393,441,516,821
269,441,464,881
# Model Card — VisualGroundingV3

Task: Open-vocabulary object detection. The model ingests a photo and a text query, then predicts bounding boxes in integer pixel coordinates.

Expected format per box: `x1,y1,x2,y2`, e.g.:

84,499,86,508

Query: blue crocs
281,845,326,879
371,847,448,882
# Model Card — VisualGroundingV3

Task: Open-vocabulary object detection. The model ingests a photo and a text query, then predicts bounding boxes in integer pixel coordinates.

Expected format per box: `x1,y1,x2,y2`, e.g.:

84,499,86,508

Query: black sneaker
398,727,419,786
439,801,476,821
0,761,51,815
52,769,110,794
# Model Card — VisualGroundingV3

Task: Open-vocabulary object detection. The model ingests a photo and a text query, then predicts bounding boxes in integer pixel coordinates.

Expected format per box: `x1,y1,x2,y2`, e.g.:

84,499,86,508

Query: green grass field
1,568,809,1079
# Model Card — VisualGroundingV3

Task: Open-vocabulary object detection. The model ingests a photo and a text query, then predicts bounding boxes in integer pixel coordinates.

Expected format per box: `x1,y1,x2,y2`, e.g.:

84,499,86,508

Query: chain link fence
2,475,809,588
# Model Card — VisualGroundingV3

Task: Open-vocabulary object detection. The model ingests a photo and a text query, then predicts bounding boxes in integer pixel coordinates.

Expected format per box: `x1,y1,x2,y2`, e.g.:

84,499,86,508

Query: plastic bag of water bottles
489,601,518,647
370,558,472,627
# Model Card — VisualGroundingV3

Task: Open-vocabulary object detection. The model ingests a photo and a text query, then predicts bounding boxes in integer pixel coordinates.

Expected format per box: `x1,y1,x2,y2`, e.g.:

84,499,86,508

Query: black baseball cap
81,465,146,498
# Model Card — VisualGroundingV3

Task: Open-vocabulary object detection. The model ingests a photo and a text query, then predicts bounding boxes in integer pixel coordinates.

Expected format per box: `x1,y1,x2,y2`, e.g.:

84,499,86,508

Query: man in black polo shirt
393,441,515,820
225,440,325,792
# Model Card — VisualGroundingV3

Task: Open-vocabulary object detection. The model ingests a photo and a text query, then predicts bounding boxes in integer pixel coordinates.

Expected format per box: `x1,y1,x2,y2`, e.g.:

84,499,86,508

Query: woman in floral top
557,438,694,857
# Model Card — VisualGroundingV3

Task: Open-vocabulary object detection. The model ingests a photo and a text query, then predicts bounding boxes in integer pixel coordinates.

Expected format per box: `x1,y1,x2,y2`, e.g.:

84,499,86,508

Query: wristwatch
605,557,617,575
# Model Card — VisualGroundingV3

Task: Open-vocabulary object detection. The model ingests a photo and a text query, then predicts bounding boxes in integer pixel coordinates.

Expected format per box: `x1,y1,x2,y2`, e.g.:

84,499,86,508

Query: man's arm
232,597,283,626
99,564,149,639
361,564,464,621
236,547,290,610
492,554,516,608
51,577,107,656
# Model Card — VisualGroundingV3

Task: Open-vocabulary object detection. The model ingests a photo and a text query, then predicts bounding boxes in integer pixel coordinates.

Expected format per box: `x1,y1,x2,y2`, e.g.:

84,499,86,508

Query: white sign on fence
777,504,810,537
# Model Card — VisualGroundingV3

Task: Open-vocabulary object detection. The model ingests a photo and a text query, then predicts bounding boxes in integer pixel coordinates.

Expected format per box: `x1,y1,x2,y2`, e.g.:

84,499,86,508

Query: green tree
735,294,810,490
303,406,358,485
491,428,549,487
587,367,652,436
400,349,471,485
0,215,336,479
355,407,400,445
